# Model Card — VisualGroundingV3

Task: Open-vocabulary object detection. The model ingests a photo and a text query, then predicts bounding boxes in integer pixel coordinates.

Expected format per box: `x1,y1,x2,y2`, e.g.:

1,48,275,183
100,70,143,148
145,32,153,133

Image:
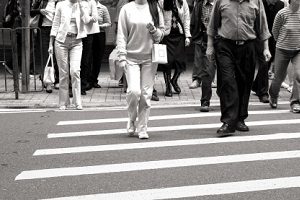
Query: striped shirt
272,7,300,50
96,2,111,32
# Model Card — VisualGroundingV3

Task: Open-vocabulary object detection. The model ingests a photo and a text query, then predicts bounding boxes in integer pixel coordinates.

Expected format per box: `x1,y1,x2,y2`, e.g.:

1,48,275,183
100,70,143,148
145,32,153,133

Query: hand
263,49,272,62
206,46,215,62
40,9,47,15
5,15,11,22
91,17,97,23
119,60,127,68
48,45,54,54
185,38,190,47
146,23,156,33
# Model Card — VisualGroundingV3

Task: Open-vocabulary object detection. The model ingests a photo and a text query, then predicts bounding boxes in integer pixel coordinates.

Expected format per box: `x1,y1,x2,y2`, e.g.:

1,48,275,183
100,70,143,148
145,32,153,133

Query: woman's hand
40,9,48,16
206,46,215,63
48,44,54,54
119,60,127,68
146,23,156,33
185,38,190,47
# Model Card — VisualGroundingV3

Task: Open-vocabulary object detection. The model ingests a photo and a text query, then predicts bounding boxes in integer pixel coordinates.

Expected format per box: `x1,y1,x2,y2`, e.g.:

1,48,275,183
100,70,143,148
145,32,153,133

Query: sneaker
269,97,277,109
59,105,66,110
54,83,59,90
127,121,136,136
211,82,217,88
291,104,300,113
138,132,149,139
189,80,200,89
45,84,52,93
259,95,269,103
200,101,210,112
76,105,83,110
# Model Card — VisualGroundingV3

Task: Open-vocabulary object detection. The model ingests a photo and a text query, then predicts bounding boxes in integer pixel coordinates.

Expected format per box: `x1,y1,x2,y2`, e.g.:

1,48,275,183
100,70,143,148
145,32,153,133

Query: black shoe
171,72,181,94
81,90,86,95
236,121,249,132
200,101,210,112
151,88,159,101
259,95,269,103
93,83,101,88
85,83,93,91
217,123,235,137
269,97,277,108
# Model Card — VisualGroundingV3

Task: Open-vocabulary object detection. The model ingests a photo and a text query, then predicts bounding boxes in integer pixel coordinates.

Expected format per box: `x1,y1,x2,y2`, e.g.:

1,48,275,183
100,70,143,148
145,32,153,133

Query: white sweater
117,1,164,61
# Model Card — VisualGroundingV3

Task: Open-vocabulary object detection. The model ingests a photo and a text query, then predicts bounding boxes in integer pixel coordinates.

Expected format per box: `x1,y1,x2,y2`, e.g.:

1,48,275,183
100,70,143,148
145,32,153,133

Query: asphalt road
1,102,300,200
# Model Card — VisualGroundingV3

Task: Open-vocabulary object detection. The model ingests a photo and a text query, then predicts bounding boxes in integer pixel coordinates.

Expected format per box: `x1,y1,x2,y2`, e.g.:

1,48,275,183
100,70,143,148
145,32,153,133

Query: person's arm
116,7,128,68
49,3,61,53
147,4,165,43
182,0,191,46
99,5,111,28
206,35,215,62
272,12,283,42
78,0,92,24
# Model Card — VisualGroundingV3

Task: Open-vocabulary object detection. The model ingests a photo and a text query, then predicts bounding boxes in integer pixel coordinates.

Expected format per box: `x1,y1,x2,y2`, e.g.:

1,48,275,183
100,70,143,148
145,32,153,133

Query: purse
29,15,40,27
109,48,124,80
43,54,55,85
152,43,168,64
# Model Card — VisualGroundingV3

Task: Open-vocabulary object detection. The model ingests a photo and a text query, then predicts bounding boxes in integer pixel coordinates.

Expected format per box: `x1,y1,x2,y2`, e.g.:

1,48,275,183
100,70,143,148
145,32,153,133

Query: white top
42,0,56,26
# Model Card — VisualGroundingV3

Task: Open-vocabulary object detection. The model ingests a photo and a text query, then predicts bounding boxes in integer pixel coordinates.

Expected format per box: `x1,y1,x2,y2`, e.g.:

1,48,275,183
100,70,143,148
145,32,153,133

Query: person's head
289,0,300,12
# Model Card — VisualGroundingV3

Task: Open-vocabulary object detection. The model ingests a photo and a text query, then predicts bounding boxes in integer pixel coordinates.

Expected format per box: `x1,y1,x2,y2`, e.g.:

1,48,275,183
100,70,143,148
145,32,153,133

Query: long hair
164,0,183,10
147,0,159,27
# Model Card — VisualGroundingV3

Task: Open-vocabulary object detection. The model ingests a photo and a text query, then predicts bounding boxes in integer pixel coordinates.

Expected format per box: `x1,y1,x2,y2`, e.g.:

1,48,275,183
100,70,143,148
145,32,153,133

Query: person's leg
290,50,300,112
80,35,93,93
190,43,203,88
125,60,141,135
269,48,293,107
236,42,256,126
215,39,239,128
92,32,106,87
138,60,157,138
69,38,83,108
55,39,70,108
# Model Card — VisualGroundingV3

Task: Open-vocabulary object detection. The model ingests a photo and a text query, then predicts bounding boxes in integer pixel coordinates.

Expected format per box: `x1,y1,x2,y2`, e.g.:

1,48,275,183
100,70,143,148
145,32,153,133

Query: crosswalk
14,104,300,199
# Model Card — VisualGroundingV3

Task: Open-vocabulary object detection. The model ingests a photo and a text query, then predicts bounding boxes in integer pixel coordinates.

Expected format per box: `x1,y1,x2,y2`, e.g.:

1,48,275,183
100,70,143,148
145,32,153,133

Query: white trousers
55,36,82,107
125,59,158,133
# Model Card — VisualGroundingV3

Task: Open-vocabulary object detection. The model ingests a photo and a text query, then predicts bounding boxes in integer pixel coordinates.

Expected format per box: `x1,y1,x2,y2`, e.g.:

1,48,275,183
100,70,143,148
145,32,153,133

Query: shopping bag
152,43,168,64
109,48,124,80
29,15,40,27
43,54,55,85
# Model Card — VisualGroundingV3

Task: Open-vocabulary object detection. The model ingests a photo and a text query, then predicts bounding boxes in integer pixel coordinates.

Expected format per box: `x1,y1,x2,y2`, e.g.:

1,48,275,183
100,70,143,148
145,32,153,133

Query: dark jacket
30,0,49,27
190,0,206,43
262,0,284,32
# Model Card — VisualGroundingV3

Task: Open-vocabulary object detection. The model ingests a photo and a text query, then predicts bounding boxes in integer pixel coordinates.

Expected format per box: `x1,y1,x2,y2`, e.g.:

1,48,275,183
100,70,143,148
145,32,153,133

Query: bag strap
45,54,52,68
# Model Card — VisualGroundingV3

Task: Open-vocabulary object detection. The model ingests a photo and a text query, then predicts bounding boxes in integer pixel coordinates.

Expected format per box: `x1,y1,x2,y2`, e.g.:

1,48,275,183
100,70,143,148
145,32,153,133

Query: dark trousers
252,39,276,97
80,34,94,90
92,32,106,84
196,42,216,105
215,38,256,126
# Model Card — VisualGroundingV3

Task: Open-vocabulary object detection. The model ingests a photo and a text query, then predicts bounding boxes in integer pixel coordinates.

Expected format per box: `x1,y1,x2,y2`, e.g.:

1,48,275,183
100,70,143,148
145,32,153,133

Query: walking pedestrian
159,0,191,97
190,0,216,112
48,0,91,110
252,0,284,103
117,0,164,139
206,0,271,136
269,0,300,113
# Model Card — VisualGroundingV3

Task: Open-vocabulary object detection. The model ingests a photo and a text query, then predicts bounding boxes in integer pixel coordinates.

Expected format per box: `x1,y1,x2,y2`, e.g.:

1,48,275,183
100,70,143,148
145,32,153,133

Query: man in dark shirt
252,0,284,103
206,0,271,136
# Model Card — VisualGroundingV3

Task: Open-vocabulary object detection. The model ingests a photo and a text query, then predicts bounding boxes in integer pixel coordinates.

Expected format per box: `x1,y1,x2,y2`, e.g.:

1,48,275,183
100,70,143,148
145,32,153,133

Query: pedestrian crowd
1,0,300,139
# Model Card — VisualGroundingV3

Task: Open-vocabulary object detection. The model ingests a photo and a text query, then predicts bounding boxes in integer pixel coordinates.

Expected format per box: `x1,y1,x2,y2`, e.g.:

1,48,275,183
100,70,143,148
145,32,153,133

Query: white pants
125,59,158,133
55,36,82,107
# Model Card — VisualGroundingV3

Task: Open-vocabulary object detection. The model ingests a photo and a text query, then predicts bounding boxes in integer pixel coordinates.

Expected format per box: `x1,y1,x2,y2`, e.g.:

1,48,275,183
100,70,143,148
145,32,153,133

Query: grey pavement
0,64,292,109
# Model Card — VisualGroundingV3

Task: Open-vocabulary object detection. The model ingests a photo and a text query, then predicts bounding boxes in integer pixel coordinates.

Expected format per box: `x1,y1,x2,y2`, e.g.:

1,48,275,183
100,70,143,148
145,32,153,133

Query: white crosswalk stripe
40,176,300,200
14,106,300,199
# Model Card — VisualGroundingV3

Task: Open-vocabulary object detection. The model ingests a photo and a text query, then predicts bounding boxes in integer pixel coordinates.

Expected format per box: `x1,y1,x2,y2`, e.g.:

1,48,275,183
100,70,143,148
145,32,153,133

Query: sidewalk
0,64,291,109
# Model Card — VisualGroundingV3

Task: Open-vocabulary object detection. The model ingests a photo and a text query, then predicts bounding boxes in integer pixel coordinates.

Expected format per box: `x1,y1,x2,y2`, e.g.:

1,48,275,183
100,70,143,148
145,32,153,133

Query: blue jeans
269,48,300,105
55,36,83,107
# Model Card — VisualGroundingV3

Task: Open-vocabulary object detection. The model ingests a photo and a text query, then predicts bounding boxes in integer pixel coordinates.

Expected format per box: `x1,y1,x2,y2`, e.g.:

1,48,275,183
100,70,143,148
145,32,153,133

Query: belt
220,37,253,46
66,32,77,37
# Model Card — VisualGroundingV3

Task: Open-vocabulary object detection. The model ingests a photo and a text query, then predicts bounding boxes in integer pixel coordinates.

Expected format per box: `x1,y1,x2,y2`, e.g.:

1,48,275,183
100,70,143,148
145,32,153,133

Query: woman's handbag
152,43,168,64
43,54,55,85
109,48,124,80
29,15,40,27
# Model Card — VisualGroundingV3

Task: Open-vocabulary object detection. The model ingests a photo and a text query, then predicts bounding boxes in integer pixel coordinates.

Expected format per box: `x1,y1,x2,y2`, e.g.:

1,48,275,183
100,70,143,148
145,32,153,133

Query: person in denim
48,0,92,110
269,0,300,113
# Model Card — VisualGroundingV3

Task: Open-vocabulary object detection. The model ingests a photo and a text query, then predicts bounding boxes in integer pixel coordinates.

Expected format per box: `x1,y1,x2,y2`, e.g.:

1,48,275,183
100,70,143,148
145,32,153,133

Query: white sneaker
76,105,83,110
138,132,149,139
59,105,66,110
54,83,59,90
127,121,136,136
189,80,200,89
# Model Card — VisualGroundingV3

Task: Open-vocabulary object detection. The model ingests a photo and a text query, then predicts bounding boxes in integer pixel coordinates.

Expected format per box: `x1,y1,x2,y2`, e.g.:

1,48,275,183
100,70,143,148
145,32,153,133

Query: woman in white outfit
48,0,91,110
117,0,164,139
